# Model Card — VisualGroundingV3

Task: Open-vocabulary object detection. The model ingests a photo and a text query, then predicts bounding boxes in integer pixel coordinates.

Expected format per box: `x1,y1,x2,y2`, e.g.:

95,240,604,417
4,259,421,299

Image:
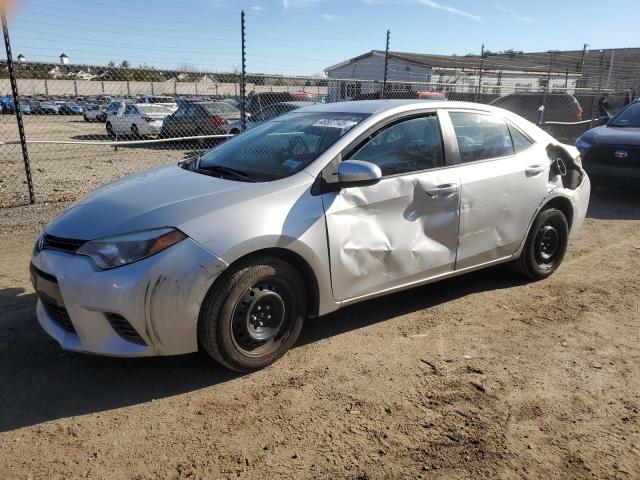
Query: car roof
294,99,485,115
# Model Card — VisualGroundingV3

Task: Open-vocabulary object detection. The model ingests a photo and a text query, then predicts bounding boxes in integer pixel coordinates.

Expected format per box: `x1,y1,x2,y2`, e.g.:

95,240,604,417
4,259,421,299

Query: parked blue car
59,103,84,115
3,100,32,115
31,101,60,115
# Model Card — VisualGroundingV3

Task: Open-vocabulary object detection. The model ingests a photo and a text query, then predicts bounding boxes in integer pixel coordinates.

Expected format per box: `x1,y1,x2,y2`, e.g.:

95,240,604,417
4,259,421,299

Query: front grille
41,233,87,253
105,313,147,345
41,297,76,334
584,146,640,165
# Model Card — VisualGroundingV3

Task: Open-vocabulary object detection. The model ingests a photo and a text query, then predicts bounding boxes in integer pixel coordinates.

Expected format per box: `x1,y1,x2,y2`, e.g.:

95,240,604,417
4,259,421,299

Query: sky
5,0,640,76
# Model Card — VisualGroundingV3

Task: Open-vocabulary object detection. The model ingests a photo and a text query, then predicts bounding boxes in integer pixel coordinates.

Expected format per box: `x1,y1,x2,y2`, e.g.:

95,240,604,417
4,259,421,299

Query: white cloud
282,0,320,9
211,0,227,7
362,0,480,21
415,0,480,21
494,3,537,23
322,13,339,20
250,5,263,11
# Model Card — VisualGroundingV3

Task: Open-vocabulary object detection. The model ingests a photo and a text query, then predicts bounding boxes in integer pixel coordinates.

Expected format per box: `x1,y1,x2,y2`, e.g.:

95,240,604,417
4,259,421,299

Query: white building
325,50,581,101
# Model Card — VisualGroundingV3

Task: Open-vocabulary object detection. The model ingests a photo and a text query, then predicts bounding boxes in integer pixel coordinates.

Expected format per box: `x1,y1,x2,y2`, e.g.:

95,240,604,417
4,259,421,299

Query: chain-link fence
1,7,638,208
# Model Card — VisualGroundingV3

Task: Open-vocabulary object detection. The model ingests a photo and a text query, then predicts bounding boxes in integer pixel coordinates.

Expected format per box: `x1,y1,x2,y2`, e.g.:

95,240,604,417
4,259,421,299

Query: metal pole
240,10,247,131
475,44,484,103
606,49,614,88
2,8,35,204
590,50,605,127
539,51,555,126
381,29,390,99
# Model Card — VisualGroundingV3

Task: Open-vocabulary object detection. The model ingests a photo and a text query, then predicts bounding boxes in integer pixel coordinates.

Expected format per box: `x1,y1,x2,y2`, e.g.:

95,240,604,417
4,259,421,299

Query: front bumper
31,237,227,357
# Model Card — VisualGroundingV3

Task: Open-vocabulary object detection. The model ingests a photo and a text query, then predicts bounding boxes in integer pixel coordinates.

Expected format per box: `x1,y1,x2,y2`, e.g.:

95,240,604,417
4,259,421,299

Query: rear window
450,111,514,162
137,104,173,114
148,97,174,104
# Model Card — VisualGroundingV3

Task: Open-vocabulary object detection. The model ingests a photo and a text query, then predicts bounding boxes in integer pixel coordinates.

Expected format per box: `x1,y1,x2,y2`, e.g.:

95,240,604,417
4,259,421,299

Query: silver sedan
30,100,590,371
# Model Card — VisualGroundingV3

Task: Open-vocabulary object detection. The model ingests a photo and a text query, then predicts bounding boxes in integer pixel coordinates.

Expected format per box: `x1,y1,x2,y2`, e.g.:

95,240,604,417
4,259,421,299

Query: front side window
198,112,369,181
348,114,444,176
449,111,514,162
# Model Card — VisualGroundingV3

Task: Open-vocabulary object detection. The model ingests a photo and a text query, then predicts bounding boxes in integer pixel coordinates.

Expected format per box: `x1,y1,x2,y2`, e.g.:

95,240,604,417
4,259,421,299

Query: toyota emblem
614,150,628,159
37,235,45,251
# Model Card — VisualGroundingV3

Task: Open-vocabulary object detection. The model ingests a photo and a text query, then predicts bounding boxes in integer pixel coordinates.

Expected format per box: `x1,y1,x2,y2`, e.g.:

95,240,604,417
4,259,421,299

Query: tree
108,61,115,68
120,60,130,69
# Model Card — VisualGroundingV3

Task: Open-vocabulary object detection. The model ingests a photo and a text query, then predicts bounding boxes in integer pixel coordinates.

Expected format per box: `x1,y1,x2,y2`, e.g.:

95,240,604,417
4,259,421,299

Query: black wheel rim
231,279,291,357
534,224,559,268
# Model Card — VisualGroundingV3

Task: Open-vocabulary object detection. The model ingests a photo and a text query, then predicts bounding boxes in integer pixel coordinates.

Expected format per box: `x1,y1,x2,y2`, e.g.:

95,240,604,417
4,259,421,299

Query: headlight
76,228,186,269
575,137,592,154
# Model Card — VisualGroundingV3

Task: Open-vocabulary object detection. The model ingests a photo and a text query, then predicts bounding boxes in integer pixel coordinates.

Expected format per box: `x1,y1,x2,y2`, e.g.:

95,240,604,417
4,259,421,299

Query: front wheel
198,257,307,372
106,122,114,137
515,208,569,280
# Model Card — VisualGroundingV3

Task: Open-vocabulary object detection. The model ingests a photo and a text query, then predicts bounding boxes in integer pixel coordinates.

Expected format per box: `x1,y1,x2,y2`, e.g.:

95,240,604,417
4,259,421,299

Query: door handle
426,183,459,198
525,164,545,176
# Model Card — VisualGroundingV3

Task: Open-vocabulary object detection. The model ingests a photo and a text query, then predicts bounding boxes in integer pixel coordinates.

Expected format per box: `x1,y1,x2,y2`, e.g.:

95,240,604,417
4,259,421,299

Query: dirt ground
0,185,638,479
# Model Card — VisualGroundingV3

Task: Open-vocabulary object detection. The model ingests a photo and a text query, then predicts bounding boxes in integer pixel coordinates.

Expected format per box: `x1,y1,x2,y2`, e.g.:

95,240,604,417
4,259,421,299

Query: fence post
590,50,605,127
2,8,35,204
381,29,390,99
240,10,247,131
475,44,485,103
539,51,556,126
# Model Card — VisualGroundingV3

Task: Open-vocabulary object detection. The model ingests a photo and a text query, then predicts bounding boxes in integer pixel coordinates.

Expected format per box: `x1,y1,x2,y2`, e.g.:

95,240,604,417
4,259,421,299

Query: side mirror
597,116,610,126
337,160,382,187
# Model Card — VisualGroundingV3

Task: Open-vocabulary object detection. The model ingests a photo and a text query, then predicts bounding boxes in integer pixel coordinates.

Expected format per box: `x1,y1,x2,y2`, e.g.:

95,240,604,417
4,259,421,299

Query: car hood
581,125,640,146
46,164,267,240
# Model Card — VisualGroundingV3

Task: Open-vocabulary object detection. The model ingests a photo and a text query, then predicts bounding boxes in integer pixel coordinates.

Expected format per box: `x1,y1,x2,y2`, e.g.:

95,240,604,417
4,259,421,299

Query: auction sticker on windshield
312,119,358,129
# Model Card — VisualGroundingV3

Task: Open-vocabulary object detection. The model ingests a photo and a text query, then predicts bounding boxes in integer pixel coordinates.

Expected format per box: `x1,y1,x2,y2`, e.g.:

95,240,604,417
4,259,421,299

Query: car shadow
0,264,525,432
0,287,241,432
586,186,640,220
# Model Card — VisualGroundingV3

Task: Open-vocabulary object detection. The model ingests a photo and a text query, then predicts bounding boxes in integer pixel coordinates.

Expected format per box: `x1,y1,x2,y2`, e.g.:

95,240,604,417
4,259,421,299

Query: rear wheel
106,122,114,137
198,257,306,372
515,208,568,280
131,124,139,138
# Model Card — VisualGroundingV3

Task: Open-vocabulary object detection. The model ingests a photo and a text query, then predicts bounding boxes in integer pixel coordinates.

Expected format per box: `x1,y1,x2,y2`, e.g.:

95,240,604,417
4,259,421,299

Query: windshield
610,102,640,128
197,112,369,181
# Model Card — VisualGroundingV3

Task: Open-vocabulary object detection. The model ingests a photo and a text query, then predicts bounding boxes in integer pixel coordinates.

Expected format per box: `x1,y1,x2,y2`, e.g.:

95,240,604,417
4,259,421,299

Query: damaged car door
446,110,550,269
321,112,461,302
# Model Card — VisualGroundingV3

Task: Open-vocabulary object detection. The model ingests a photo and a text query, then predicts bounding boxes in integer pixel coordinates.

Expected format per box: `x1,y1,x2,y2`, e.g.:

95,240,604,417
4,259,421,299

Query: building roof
326,47,640,79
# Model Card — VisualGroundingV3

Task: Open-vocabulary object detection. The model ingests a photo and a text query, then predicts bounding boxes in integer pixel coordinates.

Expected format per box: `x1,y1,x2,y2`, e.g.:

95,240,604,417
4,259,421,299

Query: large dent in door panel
326,174,459,301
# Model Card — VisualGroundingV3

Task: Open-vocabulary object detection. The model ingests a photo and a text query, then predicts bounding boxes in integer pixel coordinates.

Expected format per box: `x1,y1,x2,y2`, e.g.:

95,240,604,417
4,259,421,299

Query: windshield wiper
196,164,255,181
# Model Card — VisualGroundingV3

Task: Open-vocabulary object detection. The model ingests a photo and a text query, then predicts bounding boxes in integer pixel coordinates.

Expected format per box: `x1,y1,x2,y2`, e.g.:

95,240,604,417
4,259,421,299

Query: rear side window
449,111,514,162
508,124,534,153
349,114,444,176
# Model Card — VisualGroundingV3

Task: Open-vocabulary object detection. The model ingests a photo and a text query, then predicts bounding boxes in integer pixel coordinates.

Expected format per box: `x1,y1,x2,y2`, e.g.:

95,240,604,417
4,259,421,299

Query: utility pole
2,7,35,204
381,29,390,99
475,43,485,103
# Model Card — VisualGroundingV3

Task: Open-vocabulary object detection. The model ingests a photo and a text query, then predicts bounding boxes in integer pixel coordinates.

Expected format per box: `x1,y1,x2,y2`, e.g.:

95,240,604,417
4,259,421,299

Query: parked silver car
30,100,590,371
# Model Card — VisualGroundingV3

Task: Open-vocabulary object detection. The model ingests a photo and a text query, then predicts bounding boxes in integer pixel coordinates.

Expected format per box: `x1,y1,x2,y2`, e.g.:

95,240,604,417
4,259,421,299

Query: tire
106,122,114,137
198,256,307,372
131,124,139,138
515,208,569,280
